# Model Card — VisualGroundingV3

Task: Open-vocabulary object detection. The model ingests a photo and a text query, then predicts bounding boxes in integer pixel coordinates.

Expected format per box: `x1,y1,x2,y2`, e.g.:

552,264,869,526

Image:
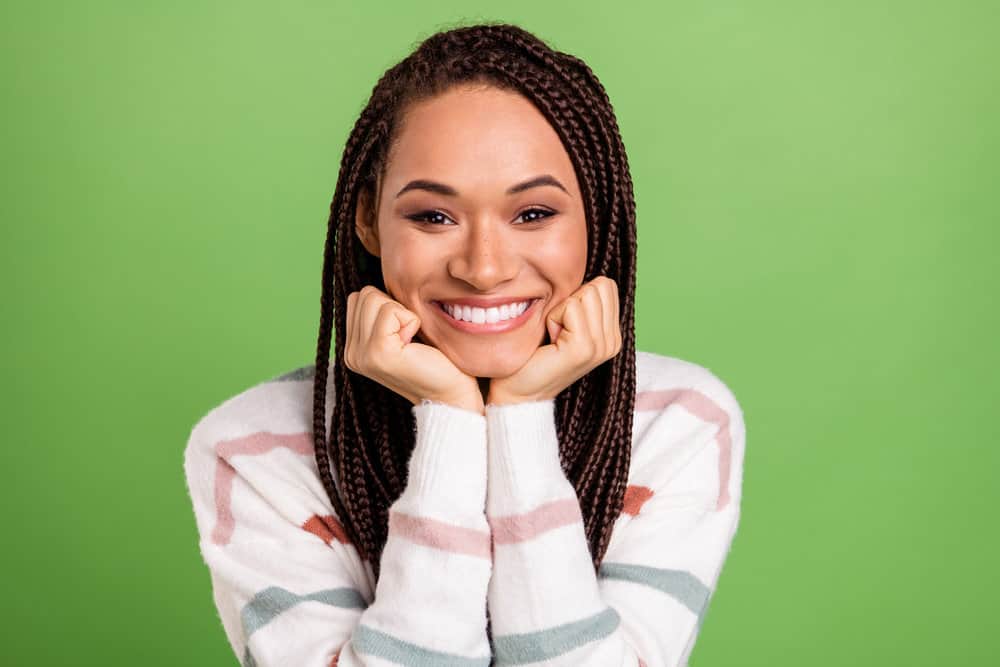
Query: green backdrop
3,1,997,664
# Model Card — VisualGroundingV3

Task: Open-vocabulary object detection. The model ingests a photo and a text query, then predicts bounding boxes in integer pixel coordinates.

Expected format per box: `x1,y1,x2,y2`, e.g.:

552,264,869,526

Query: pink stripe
211,431,314,545
389,510,492,559
489,498,582,545
636,389,735,511
622,484,655,516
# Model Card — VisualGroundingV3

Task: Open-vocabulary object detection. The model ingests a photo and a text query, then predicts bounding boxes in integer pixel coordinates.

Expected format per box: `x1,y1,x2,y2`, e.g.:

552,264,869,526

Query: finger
597,278,620,355
547,319,563,346
345,291,359,369
358,286,388,343
395,305,421,345
373,300,419,345
610,280,622,353
579,283,605,344
352,286,383,368
353,288,372,350
547,297,569,327
561,297,596,360
546,299,570,345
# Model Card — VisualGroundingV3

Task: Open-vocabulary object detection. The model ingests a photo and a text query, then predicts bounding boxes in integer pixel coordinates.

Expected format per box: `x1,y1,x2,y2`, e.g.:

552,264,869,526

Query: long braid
313,22,638,581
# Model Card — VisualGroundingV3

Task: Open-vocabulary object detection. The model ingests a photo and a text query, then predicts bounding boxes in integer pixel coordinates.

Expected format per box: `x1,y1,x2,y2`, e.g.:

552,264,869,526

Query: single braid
313,22,638,581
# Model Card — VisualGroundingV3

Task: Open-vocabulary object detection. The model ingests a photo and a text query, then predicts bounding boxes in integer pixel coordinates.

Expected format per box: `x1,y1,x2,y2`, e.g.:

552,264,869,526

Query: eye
405,210,456,226
516,207,556,224
405,208,556,226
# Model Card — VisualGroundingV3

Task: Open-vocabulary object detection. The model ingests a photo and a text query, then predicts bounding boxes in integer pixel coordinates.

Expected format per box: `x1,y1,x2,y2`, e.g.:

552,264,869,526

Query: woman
184,22,746,667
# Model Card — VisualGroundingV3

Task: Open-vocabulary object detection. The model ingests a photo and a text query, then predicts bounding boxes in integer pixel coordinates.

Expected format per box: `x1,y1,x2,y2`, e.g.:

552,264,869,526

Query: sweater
183,350,746,667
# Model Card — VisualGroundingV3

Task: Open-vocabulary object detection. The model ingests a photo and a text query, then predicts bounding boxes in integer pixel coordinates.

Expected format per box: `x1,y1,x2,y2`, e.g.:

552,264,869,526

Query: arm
484,387,745,666
184,399,493,666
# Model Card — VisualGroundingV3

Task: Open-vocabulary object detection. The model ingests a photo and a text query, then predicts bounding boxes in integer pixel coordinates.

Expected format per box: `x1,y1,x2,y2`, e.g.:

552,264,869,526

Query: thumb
546,301,567,345
398,313,421,345
547,319,563,346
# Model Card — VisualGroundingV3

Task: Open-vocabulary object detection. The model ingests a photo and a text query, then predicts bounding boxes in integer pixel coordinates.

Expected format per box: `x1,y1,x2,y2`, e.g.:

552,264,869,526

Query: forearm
484,399,640,666
347,400,493,663
188,399,494,666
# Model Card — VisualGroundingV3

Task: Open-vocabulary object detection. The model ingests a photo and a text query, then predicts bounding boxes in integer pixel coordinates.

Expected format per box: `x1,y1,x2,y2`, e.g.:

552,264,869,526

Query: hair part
312,21,638,583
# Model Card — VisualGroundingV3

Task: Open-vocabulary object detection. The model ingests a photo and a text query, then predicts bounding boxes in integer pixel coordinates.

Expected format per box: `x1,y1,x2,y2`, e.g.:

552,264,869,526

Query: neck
477,377,490,405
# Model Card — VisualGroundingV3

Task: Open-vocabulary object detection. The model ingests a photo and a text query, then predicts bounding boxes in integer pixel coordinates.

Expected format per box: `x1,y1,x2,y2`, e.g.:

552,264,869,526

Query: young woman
184,23,746,667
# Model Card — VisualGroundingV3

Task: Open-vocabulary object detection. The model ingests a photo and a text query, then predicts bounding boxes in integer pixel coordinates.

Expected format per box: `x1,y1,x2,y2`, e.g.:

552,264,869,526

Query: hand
344,286,484,414
487,276,623,405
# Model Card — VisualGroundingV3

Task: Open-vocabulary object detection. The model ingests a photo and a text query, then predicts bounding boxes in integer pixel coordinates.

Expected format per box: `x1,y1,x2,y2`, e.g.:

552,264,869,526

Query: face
355,83,589,379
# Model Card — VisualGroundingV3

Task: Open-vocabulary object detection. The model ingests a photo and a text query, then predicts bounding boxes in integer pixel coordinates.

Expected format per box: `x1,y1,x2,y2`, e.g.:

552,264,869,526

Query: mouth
431,298,541,334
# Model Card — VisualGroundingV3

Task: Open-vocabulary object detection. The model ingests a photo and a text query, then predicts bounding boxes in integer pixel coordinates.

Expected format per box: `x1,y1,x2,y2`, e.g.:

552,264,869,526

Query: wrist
487,388,540,406
421,393,484,415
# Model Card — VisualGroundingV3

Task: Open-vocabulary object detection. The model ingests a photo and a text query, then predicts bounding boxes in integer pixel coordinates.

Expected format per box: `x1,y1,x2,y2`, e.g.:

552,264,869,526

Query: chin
452,349,534,379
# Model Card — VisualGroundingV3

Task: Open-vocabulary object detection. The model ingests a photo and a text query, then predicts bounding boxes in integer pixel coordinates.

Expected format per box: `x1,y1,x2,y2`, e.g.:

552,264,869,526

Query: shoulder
181,364,374,598
629,350,746,505
184,363,333,459
634,349,744,425
182,363,340,541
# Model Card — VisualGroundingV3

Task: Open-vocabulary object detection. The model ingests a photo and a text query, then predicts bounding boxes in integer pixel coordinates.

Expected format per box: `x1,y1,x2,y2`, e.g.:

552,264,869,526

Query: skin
348,83,621,414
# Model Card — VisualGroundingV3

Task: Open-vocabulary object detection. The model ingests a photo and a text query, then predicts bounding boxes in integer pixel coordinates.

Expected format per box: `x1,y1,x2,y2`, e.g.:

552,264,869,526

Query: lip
432,298,540,334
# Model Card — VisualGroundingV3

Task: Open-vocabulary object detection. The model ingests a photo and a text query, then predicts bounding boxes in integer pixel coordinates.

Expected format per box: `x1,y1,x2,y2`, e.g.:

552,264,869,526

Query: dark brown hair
312,22,637,582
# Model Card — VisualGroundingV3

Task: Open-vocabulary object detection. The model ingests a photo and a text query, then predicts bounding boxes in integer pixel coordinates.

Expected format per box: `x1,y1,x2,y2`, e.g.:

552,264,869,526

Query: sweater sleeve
184,399,493,667
484,390,745,667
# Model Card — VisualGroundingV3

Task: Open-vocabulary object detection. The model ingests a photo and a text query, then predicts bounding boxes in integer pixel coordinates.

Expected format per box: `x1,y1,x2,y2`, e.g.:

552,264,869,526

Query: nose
446,222,518,292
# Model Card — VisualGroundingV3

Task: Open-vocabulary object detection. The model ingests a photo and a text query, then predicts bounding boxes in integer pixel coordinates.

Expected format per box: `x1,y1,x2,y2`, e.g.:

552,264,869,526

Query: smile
432,299,540,333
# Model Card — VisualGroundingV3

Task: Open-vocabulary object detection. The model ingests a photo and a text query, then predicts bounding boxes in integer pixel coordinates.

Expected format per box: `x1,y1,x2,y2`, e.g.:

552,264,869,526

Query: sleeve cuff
485,399,574,513
397,400,488,516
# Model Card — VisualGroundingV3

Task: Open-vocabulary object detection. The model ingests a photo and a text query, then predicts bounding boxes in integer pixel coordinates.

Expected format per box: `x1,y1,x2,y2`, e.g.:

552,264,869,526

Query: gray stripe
240,585,366,638
491,607,620,665
352,624,492,667
271,364,316,382
600,562,711,625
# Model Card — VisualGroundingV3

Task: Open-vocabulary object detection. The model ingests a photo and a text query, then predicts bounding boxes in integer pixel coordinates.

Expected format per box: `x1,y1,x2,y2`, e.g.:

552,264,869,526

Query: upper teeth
442,300,531,324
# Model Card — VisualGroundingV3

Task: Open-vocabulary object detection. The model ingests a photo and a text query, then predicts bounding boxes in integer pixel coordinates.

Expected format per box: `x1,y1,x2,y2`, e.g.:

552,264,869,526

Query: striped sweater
183,350,746,667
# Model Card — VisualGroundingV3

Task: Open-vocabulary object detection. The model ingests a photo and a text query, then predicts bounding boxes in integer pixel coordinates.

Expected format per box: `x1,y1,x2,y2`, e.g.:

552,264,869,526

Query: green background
3,0,997,664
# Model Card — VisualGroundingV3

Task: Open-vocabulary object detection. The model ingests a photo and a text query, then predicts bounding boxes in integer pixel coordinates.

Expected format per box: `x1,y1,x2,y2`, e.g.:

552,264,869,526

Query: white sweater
183,350,746,667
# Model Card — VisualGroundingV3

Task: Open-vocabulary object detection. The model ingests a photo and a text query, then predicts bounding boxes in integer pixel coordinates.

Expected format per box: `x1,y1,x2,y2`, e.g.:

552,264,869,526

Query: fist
488,276,623,405
343,286,484,414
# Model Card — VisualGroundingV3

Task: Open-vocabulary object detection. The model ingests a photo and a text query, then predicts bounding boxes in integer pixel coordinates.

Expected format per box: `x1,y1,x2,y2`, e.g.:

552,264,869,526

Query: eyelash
405,208,556,226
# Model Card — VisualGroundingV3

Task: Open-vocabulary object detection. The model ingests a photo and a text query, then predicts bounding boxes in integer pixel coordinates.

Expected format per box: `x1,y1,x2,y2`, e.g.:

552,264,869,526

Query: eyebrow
394,174,568,199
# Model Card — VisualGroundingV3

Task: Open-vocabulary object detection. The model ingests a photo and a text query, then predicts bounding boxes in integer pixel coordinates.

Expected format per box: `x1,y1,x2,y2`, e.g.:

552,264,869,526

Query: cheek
378,236,432,298
381,235,441,310
533,220,588,286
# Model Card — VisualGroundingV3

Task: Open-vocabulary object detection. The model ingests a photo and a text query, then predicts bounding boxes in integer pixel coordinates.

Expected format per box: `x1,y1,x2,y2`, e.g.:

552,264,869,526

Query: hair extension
312,22,638,582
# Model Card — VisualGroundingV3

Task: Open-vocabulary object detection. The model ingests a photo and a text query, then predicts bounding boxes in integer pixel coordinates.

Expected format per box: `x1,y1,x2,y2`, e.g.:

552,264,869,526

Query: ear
355,186,381,257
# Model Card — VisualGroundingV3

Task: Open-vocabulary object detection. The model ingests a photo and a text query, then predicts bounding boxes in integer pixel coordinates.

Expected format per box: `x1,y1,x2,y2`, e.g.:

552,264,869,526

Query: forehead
384,84,579,196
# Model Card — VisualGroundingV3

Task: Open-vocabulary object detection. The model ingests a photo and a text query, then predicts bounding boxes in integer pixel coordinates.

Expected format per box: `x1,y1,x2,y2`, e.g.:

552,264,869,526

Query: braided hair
312,22,637,582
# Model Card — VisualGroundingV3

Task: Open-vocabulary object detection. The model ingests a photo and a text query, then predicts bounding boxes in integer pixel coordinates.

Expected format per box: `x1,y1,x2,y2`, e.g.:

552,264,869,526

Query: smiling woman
183,22,746,667
354,84,588,380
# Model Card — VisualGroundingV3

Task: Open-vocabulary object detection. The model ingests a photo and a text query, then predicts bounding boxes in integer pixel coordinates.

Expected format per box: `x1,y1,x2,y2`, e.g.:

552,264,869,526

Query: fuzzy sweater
183,350,746,667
